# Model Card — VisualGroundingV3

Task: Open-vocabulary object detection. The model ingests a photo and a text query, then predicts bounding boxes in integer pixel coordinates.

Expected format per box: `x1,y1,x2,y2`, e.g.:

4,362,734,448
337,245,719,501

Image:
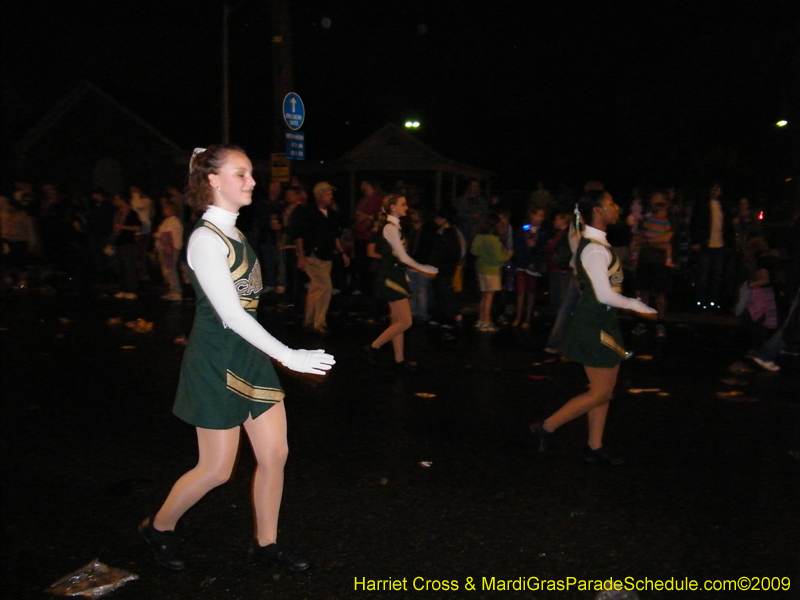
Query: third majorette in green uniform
530,188,657,467
561,235,627,368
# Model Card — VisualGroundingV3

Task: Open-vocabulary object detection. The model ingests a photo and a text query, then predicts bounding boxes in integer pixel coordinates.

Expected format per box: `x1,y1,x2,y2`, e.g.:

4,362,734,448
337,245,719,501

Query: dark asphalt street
2,285,798,600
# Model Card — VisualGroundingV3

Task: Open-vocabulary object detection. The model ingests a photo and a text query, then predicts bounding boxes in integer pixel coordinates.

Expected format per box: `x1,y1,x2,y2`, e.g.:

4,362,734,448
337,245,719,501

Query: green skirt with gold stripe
375,260,410,302
173,310,283,429
561,302,627,368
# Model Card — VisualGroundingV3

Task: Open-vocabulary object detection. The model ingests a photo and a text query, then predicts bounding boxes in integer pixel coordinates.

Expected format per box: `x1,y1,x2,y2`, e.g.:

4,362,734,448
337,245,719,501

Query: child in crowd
543,208,572,316
511,207,548,328
739,237,778,350
631,197,674,267
153,200,184,301
470,214,514,331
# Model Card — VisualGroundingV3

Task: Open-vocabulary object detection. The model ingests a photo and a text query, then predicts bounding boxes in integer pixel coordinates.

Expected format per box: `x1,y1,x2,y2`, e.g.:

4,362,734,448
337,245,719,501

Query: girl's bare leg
525,291,535,323
153,426,241,531
481,292,494,323
513,289,525,326
242,403,289,546
543,365,619,448
371,299,412,362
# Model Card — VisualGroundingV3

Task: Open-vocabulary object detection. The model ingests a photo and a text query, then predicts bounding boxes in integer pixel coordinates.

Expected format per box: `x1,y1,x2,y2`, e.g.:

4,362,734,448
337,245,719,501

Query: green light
776,120,788,127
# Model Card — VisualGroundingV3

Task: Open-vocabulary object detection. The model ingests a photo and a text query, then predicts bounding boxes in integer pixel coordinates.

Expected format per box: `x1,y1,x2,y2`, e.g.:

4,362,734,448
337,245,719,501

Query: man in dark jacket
292,182,349,335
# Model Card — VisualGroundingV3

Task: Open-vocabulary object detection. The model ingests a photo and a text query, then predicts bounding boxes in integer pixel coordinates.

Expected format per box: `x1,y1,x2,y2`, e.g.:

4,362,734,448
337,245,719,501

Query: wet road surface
3,286,798,599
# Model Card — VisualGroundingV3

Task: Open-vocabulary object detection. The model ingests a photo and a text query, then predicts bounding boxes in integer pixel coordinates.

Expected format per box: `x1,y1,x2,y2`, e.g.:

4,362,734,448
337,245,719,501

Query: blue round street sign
283,92,305,131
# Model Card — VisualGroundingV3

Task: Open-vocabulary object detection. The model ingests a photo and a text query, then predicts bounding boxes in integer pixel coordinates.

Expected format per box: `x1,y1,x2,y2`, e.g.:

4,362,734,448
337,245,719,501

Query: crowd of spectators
2,175,798,368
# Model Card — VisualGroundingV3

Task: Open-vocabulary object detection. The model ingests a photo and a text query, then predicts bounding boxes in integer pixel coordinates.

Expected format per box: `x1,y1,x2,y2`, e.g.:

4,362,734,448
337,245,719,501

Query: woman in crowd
365,193,438,371
110,192,141,299
530,189,656,465
139,145,335,573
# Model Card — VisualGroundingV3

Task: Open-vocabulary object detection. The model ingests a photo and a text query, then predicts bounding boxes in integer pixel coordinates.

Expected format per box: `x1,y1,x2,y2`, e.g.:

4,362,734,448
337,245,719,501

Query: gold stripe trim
600,330,627,358
230,228,249,280
202,222,236,268
241,297,259,310
202,222,250,281
384,278,410,297
226,370,284,403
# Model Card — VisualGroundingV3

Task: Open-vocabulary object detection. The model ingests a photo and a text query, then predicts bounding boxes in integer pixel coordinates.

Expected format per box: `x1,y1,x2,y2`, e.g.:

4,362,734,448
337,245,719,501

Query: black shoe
583,446,624,466
251,543,310,572
364,344,379,366
392,360,418,372
139,517,186,571
530,422,554,454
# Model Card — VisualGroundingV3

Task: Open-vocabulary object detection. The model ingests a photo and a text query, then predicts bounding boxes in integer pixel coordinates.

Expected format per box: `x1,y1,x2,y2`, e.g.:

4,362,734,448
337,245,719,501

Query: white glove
628,299,658,315
280,348,336,375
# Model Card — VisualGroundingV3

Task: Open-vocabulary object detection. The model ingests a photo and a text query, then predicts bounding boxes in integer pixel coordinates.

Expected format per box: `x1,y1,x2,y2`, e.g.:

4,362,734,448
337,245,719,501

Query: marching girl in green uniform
530,189,656,465
365,193,438,371
139,145,335,572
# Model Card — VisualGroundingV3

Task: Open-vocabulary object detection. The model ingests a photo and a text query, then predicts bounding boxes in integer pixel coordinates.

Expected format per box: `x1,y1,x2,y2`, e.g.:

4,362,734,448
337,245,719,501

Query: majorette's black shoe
530,422,554,454
583,446,625,466
251,543,310,572
364,344,379,366
139,516,186,571
392,360,418,372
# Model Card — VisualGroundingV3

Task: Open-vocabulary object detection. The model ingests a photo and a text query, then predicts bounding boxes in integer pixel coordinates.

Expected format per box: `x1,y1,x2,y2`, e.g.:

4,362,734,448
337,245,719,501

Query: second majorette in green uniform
374,218,412,302
174,219,282,429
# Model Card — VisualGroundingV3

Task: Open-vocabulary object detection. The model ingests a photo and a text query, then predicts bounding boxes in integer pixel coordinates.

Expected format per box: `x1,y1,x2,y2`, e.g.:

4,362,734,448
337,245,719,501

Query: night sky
4,0,799,197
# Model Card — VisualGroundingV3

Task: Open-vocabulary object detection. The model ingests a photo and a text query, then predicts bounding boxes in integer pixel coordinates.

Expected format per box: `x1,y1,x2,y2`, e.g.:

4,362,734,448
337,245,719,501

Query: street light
405,121,420,129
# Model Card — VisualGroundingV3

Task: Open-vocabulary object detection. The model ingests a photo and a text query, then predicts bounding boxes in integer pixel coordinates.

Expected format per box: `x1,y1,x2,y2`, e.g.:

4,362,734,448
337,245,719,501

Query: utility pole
271,0,294,154
222,5,231,144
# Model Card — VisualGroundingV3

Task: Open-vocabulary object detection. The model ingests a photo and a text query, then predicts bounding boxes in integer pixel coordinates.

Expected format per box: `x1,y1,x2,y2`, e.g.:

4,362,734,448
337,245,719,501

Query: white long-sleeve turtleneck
382,215,438,275
186,206,294,365
579,225,652,313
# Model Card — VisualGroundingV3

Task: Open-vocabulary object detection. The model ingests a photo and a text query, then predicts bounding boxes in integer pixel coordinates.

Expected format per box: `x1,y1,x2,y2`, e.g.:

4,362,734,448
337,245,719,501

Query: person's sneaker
478,322,498,332
251,543,310,572
139,517,186,571
543,347,559,355
632,323,648,336
751,357,780,372
655,324,666,338
583,446,624,466
474,321,484,329
520,322,530,330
